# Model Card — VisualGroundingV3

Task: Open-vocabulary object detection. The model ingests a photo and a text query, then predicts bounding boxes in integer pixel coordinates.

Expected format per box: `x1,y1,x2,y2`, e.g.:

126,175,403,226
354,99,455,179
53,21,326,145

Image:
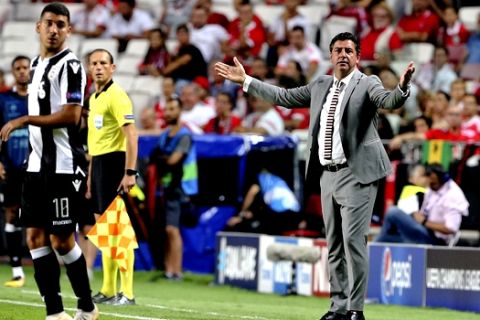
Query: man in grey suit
215,32,415,320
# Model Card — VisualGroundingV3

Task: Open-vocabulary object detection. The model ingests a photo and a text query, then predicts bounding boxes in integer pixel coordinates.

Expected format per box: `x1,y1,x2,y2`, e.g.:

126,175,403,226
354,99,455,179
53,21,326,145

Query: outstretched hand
399,61,415,91
214,57,247,84
0,116,26,142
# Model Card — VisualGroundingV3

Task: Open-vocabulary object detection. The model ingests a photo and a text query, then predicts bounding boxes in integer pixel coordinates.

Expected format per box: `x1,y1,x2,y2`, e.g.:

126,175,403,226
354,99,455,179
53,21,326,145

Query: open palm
214,57,247,84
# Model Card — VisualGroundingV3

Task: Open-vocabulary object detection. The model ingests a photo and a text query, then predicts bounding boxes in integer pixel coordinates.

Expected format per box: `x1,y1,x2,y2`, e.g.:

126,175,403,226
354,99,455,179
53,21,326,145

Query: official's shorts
165,187,183,228
21,168,87,235
3,167,24,207
77,196,96,229
91,151,125,214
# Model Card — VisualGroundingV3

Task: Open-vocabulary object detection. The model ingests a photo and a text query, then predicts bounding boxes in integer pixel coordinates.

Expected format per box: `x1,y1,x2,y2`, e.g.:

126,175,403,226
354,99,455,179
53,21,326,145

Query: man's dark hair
329,32,360,54
425,163,450,184
437,90,451,101
379,66,398,78
435,45,449,56
176,24,189,33
11,55,30,68
444,5,458,14
291,25,305,34
41,2,70,23
169,97,183,109
217,91,235,108
88,49,114,64
414,115,433,129
150,27,167,39
119,0,136,7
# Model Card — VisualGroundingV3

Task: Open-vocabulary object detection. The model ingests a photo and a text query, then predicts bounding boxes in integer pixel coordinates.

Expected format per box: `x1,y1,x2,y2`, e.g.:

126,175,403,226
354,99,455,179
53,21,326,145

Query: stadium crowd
1,0,480,294
0,0,478,138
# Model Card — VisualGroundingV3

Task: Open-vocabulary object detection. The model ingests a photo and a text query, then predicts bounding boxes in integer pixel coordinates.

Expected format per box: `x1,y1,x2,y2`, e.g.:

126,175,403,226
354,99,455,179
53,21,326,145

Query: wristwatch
125,169,138,177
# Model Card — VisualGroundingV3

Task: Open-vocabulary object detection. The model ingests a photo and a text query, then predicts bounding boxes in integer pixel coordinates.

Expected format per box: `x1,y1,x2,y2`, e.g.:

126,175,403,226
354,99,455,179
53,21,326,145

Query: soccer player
87,48,138,305
0,3,98,320
0,55,30,288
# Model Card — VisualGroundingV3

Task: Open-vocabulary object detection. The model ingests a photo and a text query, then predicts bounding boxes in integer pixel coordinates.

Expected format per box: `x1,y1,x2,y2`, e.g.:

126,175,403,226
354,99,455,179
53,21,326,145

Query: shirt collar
95,79,114,98
334,69,356,88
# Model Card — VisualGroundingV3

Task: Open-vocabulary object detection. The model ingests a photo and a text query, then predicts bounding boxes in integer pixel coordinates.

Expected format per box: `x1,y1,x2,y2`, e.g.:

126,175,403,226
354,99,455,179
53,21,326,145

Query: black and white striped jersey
27,48,87,174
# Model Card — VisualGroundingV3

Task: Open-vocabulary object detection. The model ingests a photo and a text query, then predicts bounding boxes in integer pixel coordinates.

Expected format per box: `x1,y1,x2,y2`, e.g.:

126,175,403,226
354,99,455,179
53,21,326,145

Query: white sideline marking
145,304,273,320
0,299,169,320
20,290,277,320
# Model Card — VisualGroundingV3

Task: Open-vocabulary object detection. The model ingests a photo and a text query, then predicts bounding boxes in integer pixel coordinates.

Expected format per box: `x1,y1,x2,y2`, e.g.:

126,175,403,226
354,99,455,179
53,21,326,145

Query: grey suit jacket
247,69,409,186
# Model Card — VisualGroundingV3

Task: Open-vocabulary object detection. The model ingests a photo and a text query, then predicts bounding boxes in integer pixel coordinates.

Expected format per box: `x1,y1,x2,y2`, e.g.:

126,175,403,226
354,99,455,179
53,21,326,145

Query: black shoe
320,311,346,320
346,311,365,320
105,292,136,306
92,291,115,304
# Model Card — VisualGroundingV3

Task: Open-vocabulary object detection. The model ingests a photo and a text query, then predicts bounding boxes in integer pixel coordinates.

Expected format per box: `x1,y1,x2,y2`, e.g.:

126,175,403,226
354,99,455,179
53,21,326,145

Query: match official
86,48,138,306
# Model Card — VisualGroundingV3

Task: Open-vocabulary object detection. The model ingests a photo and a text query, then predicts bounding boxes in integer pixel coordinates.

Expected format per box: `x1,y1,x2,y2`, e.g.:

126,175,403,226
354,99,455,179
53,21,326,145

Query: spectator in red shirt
266,0,308,67
461,94,480,138
389,104,477,150
275,26,323,81
437,6,469,67
276,60,309,131
226,0,266,63
425,90,450,130
153,77,178,129
204,92,242,134
361,2,403,62
196,0,229,30
449,78,466,108
325,0,369,37
0,69,9,93
397,0,440,44
71,0,110,38
438,6,469,47
138,28,170,76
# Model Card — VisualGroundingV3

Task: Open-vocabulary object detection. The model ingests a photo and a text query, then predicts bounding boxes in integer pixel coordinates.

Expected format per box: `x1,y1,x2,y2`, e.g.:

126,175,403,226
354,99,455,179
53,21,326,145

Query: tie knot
336,81,345,89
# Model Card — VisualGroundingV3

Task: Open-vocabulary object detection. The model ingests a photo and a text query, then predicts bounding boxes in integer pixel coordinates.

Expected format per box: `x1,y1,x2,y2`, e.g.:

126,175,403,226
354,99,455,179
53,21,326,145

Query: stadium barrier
215,232,480,313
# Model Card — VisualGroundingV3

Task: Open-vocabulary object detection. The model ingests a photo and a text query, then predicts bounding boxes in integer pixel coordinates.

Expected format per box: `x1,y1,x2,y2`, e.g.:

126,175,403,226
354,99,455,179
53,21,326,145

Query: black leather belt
322,163,348,172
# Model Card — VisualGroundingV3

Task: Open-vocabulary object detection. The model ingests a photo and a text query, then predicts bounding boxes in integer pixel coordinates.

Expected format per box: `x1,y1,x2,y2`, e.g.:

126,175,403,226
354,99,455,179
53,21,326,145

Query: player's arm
0,104,82,141
0,161,5,180
1,58,86,141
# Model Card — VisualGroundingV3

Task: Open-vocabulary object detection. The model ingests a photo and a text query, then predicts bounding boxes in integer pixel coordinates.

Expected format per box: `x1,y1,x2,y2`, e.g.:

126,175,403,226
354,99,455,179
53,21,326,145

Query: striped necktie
324,80,345,161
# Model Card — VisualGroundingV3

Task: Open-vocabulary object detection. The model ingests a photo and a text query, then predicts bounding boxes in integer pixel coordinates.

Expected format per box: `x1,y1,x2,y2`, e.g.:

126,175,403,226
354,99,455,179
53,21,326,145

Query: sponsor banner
367,243,426,307
426,247,480,312
272,237,298,295
257,235,314,296
258,235,275,294
312,239,330,297
215,232,260,291
296,238,314,296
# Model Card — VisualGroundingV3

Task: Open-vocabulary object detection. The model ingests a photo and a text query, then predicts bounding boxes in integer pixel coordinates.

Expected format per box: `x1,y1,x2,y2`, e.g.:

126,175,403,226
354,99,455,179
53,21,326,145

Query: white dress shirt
317,70,355,165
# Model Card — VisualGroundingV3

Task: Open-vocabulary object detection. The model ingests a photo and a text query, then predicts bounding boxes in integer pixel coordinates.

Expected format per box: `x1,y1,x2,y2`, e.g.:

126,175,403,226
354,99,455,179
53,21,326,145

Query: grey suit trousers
320,166,378,312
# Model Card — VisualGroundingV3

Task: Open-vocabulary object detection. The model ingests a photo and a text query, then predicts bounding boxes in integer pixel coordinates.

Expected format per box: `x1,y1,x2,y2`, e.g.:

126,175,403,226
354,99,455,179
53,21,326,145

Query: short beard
165,118,179,125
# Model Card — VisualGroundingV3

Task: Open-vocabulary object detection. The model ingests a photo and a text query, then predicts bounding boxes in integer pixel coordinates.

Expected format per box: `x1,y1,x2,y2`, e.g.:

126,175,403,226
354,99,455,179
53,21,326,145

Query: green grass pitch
0,266,479,320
